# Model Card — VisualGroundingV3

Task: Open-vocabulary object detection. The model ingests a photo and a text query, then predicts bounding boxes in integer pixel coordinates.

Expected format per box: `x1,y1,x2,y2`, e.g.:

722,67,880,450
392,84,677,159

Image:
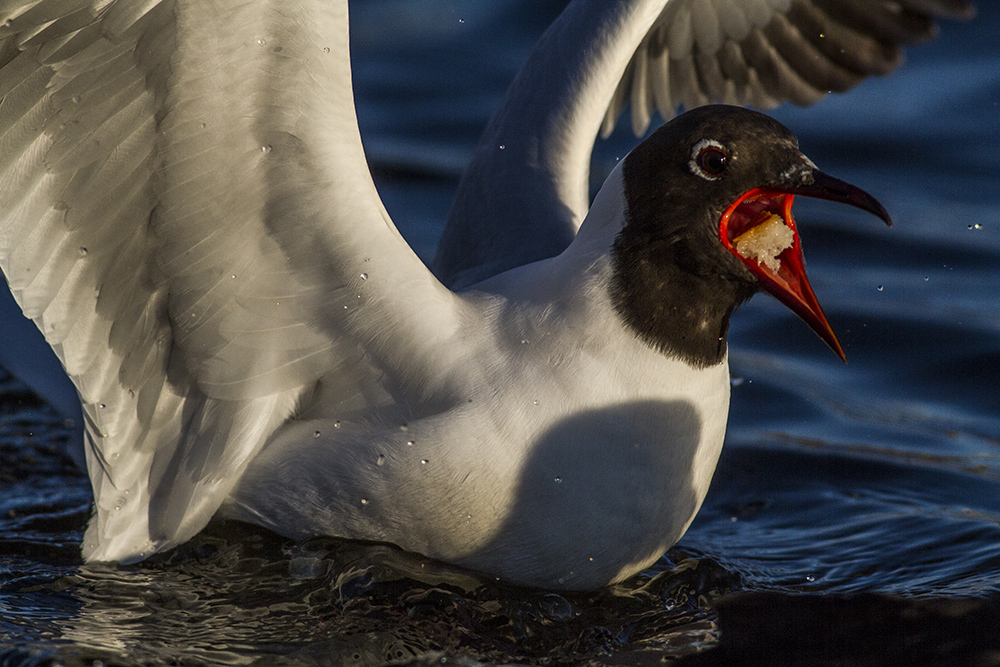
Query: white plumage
0,0,967,588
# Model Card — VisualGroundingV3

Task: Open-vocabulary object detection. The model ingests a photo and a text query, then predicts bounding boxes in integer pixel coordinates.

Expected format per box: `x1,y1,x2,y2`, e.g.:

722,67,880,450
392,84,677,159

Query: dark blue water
1,2,998,665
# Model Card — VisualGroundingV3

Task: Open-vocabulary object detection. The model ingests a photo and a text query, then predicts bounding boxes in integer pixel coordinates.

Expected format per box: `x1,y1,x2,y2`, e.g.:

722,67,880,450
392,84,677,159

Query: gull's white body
226,173,730,588
0,0,963,587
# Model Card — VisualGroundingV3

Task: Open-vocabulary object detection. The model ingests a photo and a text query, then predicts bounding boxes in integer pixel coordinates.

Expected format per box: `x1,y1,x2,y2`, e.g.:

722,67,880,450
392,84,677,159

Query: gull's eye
698,148,728,175
690,139,729,181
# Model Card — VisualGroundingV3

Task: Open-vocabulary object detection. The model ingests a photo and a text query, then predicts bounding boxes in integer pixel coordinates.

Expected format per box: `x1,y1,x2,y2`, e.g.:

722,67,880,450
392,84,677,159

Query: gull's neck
437,0,668,287
490,0,666,224
569,158,751,369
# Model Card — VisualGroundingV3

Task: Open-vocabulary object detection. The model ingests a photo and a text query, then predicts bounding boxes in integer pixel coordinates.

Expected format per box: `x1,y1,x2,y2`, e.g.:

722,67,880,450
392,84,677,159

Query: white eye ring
689,139,729,181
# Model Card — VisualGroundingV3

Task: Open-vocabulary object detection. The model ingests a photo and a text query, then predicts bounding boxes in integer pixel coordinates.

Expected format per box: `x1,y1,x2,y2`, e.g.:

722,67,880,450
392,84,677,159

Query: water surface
1,2,998,665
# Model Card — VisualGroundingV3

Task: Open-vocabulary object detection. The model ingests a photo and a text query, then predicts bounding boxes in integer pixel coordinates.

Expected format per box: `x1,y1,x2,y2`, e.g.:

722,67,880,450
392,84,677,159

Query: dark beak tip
870,199,893,228
783,169,894,230
880,209,894,228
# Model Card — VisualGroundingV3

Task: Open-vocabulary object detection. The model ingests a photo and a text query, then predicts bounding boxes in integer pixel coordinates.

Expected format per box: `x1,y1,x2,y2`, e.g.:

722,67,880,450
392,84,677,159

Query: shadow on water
1,514,737,666
680,592,1000,667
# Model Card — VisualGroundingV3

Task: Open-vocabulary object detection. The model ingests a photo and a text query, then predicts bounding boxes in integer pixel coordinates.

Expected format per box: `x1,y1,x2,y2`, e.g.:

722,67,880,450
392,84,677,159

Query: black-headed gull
0,0,964,589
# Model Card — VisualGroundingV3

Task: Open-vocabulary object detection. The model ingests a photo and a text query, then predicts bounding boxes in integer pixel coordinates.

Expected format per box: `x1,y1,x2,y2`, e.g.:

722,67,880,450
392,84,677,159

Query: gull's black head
610,105,890,368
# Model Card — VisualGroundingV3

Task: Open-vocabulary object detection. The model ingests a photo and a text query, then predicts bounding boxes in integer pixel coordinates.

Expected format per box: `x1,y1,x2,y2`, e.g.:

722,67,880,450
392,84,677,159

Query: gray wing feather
610,0,975,138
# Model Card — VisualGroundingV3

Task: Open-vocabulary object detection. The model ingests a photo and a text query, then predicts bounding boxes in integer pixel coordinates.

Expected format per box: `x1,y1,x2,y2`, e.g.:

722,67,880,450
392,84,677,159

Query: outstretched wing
607,0,976,137
0,0,457,561
433,0,972,289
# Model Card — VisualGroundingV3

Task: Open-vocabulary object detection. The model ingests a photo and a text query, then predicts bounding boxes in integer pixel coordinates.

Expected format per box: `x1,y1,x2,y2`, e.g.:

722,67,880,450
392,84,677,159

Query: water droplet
376,454,386,466
322,47,330,53
533,400,539,405
406,440,415,446
200,122,207,129
71,95,81,104
333,421,341,428
79,247,88,256
877,285,884,292
420,459,429,465
99,403,106,409
257,38,266,45
521,339,529,345
400,423,409,431
360,272,368,280
360,498,368,505
231,274,237,279
805,574,816,582
458,18,464,23
924,276,929,281
498,144,505,150
554,477,562,483
261,145,272,153
128,390,135,398
314,431,321,438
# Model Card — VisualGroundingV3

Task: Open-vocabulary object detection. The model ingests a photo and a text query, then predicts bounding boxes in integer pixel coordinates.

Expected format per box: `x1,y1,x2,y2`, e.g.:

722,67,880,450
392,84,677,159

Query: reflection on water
1,475,733,666
1,1,999,665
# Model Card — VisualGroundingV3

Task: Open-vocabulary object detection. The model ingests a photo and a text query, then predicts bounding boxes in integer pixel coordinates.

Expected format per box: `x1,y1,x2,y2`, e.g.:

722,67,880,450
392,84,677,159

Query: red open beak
719,171,891,362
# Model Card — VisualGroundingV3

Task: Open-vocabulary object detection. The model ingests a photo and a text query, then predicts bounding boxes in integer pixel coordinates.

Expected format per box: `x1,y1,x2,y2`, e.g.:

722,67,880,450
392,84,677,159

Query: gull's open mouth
720,189,798,278
717,186,845,360
715,170,891,362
